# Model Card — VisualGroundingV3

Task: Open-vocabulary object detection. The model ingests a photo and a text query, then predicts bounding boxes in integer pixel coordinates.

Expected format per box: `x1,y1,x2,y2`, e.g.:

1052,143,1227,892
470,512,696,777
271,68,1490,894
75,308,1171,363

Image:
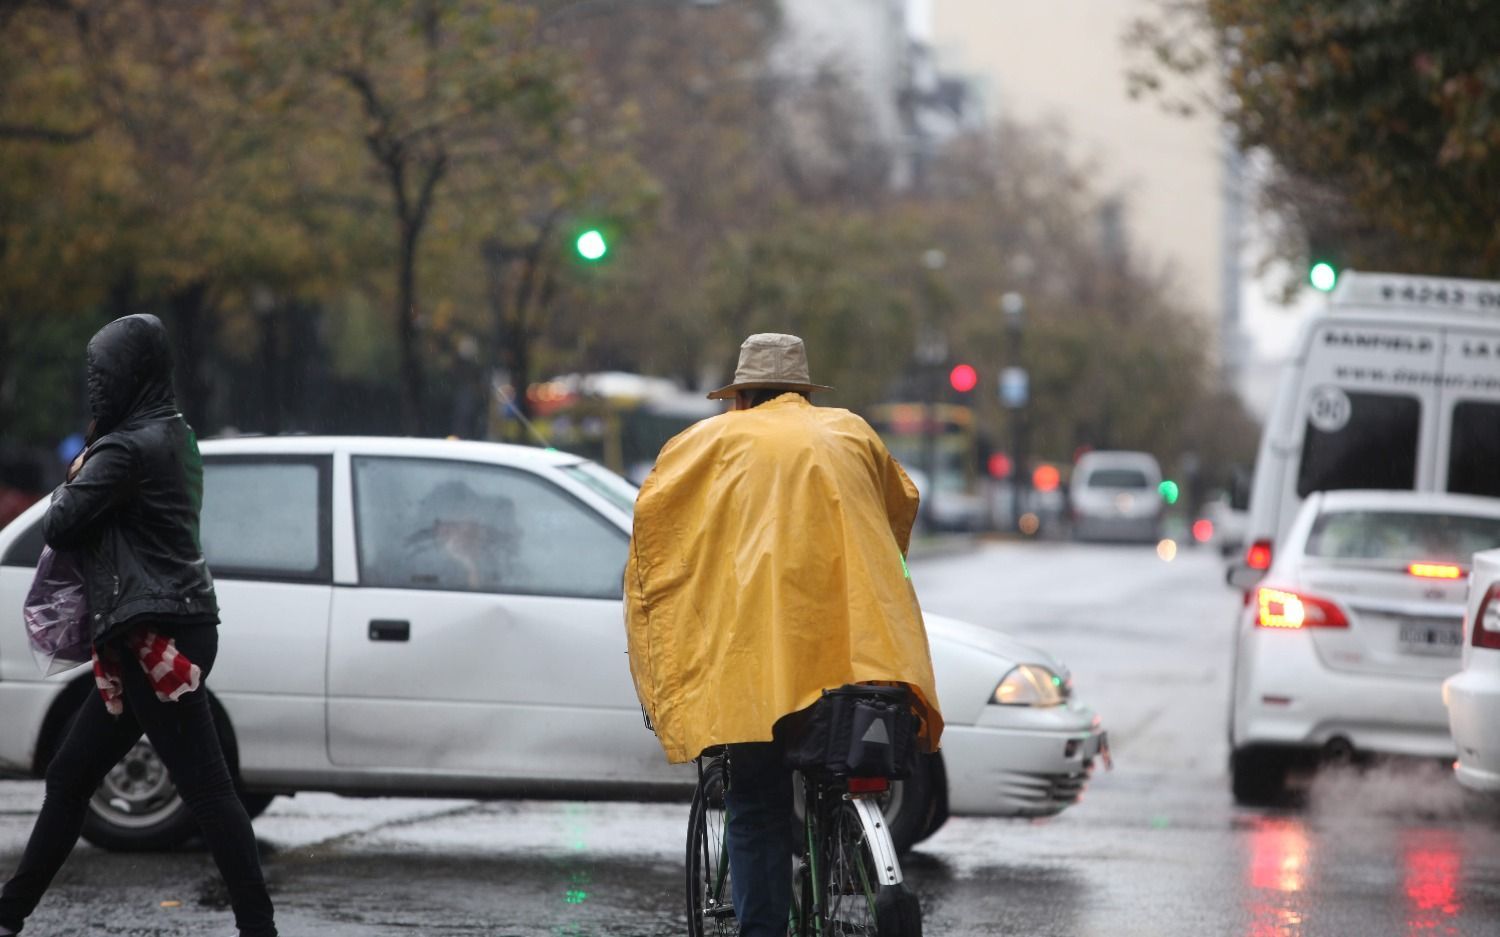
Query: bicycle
686,687,923,937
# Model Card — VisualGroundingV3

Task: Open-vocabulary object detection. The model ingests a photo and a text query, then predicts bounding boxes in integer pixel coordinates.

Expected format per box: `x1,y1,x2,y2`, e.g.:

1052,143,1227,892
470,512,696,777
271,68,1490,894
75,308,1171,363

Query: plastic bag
23,546,92,676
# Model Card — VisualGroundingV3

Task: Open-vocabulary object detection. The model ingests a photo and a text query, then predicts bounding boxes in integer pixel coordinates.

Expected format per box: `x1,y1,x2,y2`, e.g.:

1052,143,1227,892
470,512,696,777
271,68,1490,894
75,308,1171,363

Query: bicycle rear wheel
821,801,881,935
687,757,737,937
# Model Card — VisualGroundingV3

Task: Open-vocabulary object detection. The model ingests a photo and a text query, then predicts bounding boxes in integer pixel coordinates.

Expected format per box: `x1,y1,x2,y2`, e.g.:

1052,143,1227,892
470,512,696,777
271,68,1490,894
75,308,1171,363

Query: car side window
352,456,628,599
1448,401,1500,498
202,457,331,582
1296,391,1420,498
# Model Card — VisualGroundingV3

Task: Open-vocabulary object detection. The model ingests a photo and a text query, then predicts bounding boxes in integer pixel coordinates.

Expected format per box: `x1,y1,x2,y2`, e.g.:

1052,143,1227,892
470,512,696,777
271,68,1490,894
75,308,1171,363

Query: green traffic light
1309,261,1338,292
576,229,608,262
1158,479,1180,504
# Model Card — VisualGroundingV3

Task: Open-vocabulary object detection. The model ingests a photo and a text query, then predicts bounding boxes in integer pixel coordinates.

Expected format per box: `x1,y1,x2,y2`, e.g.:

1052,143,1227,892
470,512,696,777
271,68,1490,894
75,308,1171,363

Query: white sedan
1229,489,1500,804
0,436,1105,852
1444,547,1500,792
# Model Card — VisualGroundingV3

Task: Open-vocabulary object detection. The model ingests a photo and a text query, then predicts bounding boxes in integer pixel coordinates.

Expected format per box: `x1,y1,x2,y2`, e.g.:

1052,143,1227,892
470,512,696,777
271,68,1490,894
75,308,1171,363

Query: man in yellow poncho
624,332,942,937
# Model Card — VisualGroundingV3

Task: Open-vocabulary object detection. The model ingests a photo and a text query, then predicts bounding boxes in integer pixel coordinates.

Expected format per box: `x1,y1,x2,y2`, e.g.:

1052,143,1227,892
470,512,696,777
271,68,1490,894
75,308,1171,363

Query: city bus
521,372,722,484
866,402,990,531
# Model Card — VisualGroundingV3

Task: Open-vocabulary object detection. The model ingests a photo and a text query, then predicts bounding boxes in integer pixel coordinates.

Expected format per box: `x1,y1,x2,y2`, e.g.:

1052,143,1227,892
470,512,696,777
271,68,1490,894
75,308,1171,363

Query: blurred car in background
0,436,1105,853
1202,491,1248,558
1443,547,1500,793
1230,490,1500,804
1069,450,1163,543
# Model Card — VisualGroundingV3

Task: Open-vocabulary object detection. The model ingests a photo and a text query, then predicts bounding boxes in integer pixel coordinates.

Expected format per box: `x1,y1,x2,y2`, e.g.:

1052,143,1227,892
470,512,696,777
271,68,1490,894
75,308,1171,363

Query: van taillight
1473,584,1500,650
1256,587,1349,630
1245,540,1273,571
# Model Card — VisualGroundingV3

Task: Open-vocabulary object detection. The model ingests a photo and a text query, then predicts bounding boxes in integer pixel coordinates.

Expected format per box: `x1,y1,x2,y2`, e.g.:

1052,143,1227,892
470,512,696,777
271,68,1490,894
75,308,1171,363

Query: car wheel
62,692,262,851
81,737,200,851
1231,747,1290,806
882,754,937,854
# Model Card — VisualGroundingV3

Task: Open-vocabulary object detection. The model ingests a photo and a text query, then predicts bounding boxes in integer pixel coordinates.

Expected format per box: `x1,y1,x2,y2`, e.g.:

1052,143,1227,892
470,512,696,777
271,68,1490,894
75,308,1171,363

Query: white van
1229,272,1500,586
1069,450,1164,542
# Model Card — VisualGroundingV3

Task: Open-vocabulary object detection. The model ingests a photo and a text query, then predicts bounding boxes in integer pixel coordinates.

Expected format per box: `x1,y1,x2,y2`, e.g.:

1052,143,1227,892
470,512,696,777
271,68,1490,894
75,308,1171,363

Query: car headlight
991,664,1068,707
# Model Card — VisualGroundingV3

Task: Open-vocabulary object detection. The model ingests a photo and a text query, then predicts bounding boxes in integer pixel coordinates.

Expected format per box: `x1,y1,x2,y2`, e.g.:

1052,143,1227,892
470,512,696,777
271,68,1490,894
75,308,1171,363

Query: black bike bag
779,684,919,779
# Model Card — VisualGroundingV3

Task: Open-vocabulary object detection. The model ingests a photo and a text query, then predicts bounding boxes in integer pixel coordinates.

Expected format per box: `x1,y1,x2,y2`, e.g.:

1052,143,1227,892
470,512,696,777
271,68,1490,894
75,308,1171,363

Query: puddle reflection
1244,816,1309,936
1403,830,1461,935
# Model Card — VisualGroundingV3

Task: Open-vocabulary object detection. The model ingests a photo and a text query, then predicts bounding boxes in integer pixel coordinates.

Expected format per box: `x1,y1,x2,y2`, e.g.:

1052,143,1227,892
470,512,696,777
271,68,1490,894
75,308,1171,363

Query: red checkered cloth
92,630,202,717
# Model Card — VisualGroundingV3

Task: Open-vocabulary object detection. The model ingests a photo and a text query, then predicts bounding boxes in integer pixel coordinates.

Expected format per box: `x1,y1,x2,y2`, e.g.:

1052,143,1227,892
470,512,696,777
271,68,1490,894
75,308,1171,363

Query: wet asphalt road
4,541,1500,936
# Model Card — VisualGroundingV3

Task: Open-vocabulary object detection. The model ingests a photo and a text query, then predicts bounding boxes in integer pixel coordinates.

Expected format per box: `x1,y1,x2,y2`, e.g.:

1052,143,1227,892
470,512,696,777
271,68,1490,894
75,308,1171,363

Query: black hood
86,314,178,435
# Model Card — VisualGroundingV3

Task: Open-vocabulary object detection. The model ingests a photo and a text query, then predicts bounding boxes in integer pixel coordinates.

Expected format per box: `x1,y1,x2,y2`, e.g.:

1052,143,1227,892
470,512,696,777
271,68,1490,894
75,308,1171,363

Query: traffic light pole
1001,292,1027,534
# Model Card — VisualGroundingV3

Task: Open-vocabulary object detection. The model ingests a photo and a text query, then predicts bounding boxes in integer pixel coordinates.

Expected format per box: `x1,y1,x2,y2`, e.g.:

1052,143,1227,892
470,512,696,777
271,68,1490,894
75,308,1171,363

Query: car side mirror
1225,563,1262,591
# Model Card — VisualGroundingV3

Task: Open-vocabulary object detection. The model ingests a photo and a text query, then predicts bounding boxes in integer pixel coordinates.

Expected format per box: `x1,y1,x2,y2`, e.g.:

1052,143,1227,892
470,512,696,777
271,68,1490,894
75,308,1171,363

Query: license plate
1398,618,1462,656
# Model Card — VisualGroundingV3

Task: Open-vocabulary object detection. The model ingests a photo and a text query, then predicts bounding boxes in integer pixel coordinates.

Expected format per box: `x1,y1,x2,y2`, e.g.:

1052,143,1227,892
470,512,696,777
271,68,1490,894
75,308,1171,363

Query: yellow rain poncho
624,393,943,764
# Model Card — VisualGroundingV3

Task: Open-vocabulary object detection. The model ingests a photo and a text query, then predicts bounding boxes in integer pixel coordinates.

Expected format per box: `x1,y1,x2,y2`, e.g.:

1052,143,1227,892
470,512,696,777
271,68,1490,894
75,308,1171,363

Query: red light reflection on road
1403,831,1461,935
1244,817,1309,936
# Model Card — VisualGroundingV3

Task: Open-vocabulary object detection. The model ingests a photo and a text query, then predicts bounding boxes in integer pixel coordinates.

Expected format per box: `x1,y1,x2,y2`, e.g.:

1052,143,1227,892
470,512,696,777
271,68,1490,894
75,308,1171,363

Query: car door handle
368,619,410,642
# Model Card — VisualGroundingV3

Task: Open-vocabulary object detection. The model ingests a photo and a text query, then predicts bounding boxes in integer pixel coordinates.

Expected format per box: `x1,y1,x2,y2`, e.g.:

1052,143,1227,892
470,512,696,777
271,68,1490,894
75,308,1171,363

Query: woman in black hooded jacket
0,315,277,937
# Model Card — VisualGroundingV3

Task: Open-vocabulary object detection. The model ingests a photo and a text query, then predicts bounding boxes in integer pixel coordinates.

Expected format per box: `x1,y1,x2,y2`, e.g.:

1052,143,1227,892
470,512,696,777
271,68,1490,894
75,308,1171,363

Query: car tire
1231,747,1290,806
57,691,261,852
883,754,937,854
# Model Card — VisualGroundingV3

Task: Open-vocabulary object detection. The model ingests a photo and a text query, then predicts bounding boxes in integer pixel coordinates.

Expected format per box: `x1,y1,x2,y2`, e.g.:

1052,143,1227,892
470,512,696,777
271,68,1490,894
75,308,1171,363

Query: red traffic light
987,453,1013,479
1032,463,1061,492
949,363,978,393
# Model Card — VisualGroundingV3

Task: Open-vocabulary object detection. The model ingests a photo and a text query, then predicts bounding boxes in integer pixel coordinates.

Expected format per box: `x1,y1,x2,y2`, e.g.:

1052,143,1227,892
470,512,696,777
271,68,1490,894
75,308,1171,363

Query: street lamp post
914,327,948,529
999,291,1027,532
915,248,949,530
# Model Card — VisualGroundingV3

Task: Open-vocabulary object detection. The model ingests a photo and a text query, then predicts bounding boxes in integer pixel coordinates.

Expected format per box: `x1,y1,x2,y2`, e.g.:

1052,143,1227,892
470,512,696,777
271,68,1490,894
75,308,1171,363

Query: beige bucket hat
706,333,835,399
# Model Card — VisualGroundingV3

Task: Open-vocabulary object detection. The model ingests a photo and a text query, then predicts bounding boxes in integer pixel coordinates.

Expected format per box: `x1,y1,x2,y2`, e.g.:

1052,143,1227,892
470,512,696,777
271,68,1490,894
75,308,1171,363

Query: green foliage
0,0,1254,484
1132,0,1500,276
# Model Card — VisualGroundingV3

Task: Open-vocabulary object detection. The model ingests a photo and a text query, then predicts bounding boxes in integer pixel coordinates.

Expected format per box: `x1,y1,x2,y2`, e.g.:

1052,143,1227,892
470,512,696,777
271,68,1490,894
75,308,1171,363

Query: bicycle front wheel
686,757,737,937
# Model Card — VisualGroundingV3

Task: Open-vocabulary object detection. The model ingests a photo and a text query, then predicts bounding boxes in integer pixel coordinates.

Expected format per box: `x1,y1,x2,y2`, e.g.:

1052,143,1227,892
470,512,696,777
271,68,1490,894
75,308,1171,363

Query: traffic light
948,363,977,393
575,228,608,262
1309,260,1338,292
1158,479,1180,504
1032,463,1061,493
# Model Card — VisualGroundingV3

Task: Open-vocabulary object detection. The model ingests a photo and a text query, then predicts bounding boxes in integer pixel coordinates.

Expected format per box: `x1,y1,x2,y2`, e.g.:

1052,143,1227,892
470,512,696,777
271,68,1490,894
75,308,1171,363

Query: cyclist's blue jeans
725,742,793,937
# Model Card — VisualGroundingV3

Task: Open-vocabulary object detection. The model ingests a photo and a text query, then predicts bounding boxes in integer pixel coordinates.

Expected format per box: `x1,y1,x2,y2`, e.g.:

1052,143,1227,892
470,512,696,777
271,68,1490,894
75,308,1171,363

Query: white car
1229,489,1500,804
1069,450,1164,543
1443,548,1500,792
0,436,1105,852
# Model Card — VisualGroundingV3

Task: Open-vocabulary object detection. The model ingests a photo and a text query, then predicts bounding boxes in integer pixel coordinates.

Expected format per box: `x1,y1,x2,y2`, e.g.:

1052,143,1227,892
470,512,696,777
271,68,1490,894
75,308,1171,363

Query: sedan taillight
1472,583,1500,650
1256,586,1349,630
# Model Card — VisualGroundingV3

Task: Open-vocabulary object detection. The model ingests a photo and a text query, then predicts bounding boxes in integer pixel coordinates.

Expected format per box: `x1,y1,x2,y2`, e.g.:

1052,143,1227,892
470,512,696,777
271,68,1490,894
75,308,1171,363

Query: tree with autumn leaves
1131,0,1500,280
2,0,1257,487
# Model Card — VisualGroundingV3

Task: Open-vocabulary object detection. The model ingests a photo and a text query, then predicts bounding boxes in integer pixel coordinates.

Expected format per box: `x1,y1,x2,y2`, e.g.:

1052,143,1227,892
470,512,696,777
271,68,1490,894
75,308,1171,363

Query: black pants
0,626,276,937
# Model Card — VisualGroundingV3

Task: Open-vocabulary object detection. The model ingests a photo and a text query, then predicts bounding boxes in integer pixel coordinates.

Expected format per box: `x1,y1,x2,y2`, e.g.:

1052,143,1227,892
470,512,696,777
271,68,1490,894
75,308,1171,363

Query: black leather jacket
43,314,219,645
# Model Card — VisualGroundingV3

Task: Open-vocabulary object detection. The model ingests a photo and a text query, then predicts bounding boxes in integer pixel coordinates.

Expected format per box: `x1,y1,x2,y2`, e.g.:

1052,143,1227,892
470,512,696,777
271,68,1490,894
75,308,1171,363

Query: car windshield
1305,509,1500,565
561,462,638,517
1087,469,1149,489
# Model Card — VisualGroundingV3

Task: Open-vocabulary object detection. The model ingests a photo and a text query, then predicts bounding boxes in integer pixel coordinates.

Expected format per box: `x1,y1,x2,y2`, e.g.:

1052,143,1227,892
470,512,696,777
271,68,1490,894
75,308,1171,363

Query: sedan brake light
1245,539,1272,571
1473,584,1500,650
1256,586,1349,630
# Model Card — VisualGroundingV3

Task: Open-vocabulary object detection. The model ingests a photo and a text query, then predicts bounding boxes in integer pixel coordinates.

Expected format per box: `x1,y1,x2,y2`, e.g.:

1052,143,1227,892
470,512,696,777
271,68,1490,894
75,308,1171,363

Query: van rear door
1438,329,1500,499
1277,321,1443,537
